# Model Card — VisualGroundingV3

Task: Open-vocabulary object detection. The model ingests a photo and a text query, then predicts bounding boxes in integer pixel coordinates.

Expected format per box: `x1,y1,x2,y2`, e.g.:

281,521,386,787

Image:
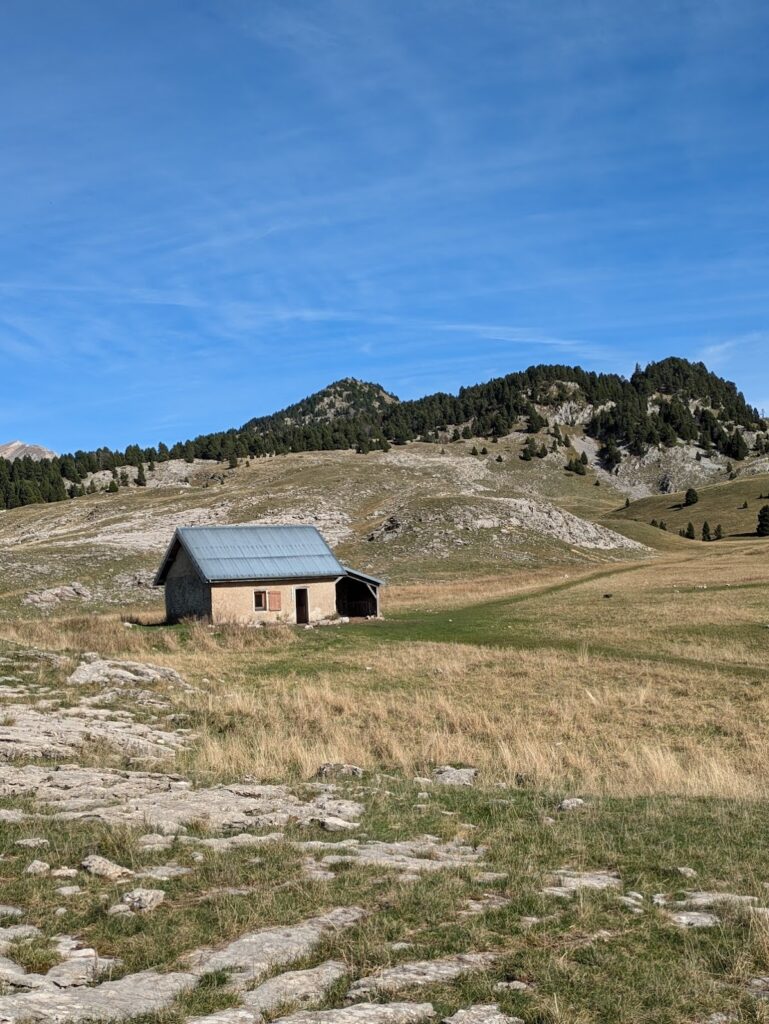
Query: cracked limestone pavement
0,909,365,1023
0,764,364,832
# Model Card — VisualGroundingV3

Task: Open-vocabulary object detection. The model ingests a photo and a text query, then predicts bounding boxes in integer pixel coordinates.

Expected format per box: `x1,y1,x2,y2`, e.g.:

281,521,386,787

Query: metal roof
341,566,384,587
155,524,346,584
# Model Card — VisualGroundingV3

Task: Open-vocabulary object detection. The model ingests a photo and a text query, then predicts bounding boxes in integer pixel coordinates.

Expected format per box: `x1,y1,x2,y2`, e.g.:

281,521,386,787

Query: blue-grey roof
341,566,384,587
155,524,346,584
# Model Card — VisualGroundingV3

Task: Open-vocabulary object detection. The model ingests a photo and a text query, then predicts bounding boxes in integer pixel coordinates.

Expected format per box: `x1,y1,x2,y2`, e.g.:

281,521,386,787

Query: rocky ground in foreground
1,639,768,1024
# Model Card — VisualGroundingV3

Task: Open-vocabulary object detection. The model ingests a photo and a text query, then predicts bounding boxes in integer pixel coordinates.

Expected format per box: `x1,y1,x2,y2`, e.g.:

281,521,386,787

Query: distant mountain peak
242,378,399,431
0,440,57,461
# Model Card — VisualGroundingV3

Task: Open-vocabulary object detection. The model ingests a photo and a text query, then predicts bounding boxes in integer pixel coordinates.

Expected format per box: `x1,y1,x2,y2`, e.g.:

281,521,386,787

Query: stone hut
154,524,381,625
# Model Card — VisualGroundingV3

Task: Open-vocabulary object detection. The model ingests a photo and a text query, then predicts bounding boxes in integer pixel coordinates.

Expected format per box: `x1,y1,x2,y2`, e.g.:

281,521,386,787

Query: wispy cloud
1,0,769,446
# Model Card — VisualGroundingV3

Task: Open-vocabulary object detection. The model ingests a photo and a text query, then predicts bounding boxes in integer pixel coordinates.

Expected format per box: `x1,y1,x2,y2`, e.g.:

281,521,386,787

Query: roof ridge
178,523,322,529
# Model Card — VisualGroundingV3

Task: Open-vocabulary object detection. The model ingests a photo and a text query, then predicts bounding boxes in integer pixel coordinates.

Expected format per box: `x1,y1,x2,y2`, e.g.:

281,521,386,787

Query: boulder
119,888,165,913
431,766,477,787
81,855,133,881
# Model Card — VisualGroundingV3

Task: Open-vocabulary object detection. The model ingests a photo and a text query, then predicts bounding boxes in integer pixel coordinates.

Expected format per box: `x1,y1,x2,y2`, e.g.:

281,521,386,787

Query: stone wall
164,546,212,622
210,579,338,625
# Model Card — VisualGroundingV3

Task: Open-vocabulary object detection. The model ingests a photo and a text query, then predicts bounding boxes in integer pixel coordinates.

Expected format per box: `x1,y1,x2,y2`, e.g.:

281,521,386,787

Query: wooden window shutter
268,590,282,612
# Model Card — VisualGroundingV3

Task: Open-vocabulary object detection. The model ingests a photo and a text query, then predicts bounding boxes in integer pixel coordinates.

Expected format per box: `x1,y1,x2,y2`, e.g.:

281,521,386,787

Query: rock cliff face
0,440,57,461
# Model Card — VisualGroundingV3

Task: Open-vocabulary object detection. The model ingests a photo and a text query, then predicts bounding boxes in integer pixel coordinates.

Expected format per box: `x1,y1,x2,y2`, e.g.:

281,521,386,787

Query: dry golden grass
180,634,769,798
3,541,766,801
0,612,296,665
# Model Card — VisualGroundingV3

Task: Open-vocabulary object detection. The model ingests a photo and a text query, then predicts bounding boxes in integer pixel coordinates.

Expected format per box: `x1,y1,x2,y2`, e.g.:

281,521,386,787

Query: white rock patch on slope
494,498,645,551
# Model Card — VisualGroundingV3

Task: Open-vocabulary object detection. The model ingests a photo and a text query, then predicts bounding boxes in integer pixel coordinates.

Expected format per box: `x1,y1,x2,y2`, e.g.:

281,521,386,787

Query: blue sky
2,0,769,452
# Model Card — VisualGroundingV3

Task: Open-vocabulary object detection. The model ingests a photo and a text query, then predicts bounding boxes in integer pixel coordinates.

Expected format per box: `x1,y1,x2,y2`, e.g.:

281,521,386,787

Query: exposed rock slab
460,894,511,917
242,960,348,1016
0,968,197,1022
68,654,192,691
188,1011,257,1024
0,926,41,953
0,909,364,1021
679,891,757,910
347,953,498,1000
189,907,366,990
668,911,719,928
0,765,363,832
274,1005,435,1024
443,1008,523,1024
298,837,486,878
542,870,621,897
0,705,187,762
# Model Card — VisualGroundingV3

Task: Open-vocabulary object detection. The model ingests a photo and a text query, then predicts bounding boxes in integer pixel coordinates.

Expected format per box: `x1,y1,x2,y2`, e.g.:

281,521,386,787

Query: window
254,590,267,611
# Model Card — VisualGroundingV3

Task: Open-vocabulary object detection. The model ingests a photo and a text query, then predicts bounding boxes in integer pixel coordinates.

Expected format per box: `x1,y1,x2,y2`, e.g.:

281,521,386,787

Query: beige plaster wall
210,578,338,625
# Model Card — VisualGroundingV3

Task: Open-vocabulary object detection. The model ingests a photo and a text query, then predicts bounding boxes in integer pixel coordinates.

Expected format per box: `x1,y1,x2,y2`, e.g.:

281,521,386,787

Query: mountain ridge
1,357,766,510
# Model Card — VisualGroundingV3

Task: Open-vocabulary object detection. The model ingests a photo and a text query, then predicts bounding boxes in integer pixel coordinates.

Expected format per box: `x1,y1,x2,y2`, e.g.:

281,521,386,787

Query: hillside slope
2,357,767,512
0,435,650,616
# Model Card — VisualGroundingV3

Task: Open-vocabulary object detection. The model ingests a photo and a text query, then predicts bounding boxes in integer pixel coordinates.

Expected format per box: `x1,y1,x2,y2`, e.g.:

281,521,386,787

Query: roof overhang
341,566,384,587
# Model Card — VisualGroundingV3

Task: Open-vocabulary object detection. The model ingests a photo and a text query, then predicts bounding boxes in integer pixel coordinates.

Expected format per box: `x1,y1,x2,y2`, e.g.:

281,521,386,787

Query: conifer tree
714,524,723,540
758,505,769,537
136,462,147,487
685,521,695,539
684,487,699,507
702,521,711,542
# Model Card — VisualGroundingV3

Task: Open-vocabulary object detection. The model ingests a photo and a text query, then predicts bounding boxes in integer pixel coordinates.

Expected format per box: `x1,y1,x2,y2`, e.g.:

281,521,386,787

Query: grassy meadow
3,538,766,798
2,451,769,1022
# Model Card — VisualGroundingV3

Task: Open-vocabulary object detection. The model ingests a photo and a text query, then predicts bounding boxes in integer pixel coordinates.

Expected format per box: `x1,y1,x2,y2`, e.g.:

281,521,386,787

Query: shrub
684,487,699,507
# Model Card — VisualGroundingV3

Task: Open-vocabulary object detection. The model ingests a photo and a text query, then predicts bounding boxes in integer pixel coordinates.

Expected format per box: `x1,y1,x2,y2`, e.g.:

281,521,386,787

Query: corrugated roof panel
341,566,384,586
169,524,345,582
